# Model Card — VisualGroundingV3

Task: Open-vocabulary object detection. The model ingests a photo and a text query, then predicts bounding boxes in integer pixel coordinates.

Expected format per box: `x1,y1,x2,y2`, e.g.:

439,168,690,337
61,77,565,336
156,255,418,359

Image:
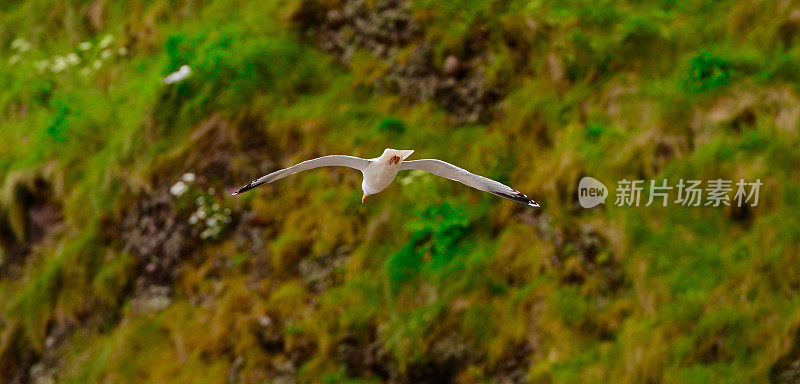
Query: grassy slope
1,0,800,382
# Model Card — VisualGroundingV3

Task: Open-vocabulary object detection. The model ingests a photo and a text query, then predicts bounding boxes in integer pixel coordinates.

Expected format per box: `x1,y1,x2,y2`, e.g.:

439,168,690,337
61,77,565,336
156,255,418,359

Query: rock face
336,331,391,379
297,245,350,293
490,342,534,384
120,187,194,296
405,336,470,384
771,330,800,384
290,0,503,123
0,177,63,279
313,0,417,61
384,43,501,124
774,360,800,384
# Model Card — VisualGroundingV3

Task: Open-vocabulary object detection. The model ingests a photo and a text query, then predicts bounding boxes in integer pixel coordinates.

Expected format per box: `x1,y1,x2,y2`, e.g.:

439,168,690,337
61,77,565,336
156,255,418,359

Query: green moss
684,52,734,93
385,202,472,295
92,252,135,308
376,117,406,135
549,286,590,327
6,250,66,349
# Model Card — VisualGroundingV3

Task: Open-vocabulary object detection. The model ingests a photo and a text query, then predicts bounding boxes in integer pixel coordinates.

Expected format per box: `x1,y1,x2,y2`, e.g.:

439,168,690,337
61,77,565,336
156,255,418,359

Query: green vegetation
1,0,800,382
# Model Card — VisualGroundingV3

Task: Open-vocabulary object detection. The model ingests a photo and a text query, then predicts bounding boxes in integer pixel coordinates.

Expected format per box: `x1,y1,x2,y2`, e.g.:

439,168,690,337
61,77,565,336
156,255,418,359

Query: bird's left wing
400,159,539,207
231,155,370,195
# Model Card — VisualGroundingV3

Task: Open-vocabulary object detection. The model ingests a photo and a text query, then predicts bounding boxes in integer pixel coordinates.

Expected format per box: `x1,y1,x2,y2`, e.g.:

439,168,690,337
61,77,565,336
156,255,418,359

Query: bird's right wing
231,155,370,195
400,159,539,207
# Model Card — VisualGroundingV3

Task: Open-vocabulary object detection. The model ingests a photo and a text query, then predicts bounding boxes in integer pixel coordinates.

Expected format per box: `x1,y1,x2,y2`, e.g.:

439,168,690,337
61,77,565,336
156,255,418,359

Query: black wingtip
496,191,541,207
230,181,261,196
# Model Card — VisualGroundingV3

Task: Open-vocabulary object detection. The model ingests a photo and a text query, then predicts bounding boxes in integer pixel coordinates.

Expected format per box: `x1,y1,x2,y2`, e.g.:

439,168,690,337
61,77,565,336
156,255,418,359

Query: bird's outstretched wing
400,159,539,207
231,155,370,195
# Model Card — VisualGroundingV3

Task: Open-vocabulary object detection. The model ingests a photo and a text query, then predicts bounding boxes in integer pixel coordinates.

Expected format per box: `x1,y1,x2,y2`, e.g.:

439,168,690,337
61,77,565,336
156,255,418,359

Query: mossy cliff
1,0,800,383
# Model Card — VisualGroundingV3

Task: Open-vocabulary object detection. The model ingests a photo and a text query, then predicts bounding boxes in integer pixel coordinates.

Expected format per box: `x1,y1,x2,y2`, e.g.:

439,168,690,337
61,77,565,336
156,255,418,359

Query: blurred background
1,0,799,383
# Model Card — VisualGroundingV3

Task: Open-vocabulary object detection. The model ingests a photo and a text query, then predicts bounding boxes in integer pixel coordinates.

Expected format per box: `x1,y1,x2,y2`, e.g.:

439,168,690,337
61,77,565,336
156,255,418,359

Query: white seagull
163,65,191,84
231,148,539,207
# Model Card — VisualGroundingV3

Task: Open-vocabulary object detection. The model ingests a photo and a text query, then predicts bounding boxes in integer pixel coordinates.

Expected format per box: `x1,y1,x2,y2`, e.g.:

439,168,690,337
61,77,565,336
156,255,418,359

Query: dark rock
0,322,38,384
297,246,350,293
771,329,800,384
490,342,534,384
1,178,63,278
336,331,390,379
310,0,417,62
292,0,503,124
774,360,800,384
385,43,501,123
442,55,461,76
550,224,626,295
256,315,284,353
120,187,195,296
778,9,800,47
405,336,470,384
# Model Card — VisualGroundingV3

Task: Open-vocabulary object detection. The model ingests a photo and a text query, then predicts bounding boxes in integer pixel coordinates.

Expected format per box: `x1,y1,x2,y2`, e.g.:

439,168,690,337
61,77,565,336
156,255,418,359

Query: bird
163,65,191,84
230,148,539,207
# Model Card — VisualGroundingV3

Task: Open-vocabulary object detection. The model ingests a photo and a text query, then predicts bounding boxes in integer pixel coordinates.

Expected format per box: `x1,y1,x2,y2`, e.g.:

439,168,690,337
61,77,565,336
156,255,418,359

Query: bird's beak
362,194,367,203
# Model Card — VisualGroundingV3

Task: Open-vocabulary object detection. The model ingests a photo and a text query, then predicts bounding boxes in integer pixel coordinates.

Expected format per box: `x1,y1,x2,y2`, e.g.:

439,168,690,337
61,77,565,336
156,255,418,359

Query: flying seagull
231,148,539,207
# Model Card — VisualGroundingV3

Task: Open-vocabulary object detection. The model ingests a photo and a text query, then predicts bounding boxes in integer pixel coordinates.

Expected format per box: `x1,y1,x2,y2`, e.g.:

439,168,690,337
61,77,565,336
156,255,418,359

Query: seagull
163,65,191,84
231,148,539,207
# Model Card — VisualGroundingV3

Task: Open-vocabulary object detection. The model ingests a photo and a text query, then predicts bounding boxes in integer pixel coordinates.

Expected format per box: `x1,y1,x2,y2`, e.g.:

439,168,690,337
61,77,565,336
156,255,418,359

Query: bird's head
361,180,375,203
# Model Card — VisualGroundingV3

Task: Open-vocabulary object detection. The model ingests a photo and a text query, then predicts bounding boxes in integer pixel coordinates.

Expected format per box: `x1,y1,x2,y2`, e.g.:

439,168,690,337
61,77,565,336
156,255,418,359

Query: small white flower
197,208,207,219
99,34,114,49
51,56,67,73
78,41,92,51
211,203,220,212
182,172,196,183
80,67,91,76
100,49,111,60
162,65,191,84
170,181,188,197
189,215,199,225
207,188,215,195
206,218,218,227
92,60,102,70
65,53,80,66
11,38,31,52
8,55,20,65
196,196,204,206
118,46,128,56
